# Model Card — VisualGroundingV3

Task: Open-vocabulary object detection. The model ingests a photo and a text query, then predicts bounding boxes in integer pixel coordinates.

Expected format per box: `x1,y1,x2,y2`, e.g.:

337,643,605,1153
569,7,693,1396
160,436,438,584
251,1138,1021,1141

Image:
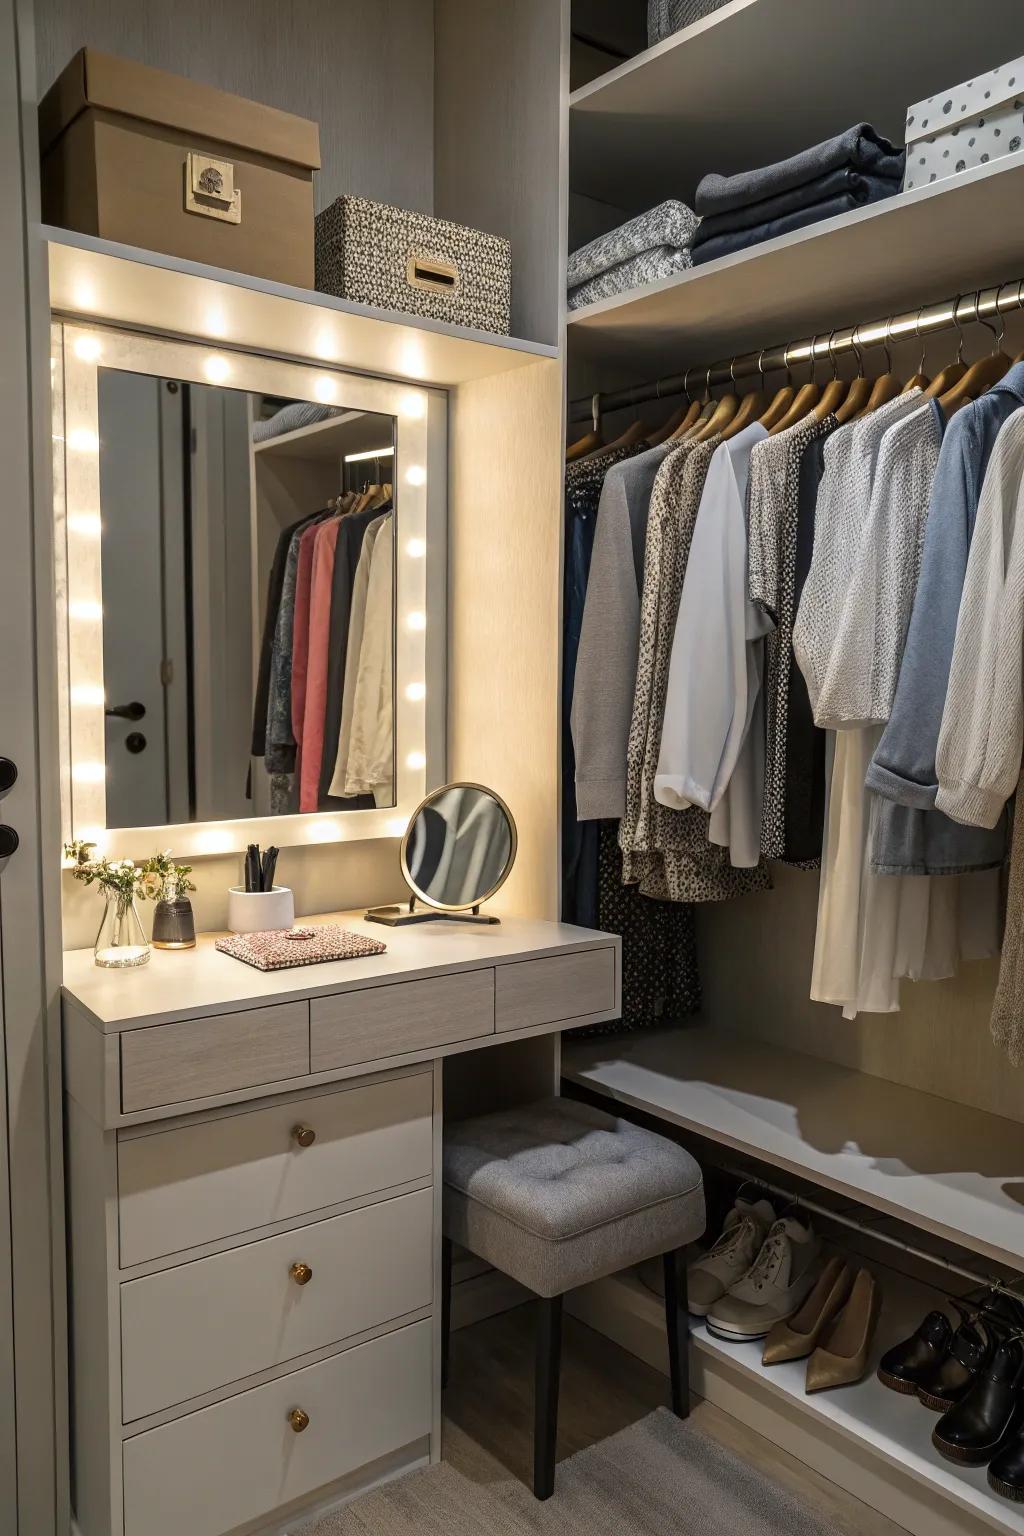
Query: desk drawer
494,947,616,1032
310,969,494,1071
118,1071,432,1266
122,1319,431,1536
121,1187,433,1420
120,1002,309,1113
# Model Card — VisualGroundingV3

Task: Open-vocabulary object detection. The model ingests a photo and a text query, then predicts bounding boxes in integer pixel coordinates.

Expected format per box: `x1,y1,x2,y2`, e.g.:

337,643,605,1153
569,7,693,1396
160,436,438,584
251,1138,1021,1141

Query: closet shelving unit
560,6,1024,1535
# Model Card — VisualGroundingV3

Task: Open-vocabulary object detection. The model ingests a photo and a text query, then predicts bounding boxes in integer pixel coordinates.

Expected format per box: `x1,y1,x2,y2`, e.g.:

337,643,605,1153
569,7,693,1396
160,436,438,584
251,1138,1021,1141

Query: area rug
298,1407,840,1535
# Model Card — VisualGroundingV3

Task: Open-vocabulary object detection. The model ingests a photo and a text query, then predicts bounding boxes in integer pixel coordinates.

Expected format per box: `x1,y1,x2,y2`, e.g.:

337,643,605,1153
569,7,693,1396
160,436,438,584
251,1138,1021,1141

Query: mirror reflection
97,371,396,828
404,786,514,910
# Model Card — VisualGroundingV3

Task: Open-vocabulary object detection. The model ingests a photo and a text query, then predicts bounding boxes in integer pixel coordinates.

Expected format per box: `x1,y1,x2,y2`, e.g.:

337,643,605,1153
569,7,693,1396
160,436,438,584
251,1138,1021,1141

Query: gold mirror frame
367,782,517,926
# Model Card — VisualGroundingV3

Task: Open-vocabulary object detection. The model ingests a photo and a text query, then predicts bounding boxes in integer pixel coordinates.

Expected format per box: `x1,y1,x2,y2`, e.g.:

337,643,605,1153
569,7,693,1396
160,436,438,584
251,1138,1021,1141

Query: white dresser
62,913,619,1536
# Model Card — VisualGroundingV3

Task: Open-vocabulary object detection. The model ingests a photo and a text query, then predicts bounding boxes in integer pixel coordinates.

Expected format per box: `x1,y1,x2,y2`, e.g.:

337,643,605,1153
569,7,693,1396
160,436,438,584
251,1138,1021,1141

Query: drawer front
120,1001,309,1113
494,947,616,1032
121,1187,433,1421
118,1071,432,1267
310,969,494,1071
122,1319,431,1536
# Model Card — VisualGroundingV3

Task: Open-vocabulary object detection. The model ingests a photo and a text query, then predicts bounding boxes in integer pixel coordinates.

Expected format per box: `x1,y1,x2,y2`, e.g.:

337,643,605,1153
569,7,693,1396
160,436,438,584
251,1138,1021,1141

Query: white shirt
330,514,394,802
653,422,769,867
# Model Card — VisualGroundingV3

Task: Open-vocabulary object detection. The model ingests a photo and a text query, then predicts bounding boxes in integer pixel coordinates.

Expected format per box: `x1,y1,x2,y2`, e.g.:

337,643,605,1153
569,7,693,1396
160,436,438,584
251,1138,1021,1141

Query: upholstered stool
442,1095,705,1499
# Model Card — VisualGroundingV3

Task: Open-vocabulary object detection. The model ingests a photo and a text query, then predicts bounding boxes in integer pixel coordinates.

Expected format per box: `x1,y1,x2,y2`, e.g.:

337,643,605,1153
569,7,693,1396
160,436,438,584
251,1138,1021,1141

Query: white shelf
562,1026,1024,1273
572,1265,1024,1536
566,155,1024,383
252,411,393,462
570,0,1023,212
44,228,558,388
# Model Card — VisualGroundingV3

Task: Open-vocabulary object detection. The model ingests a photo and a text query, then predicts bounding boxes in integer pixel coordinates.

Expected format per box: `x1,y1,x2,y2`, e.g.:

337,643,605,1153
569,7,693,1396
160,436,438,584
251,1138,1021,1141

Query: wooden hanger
902,306,930,393
938,292,1010,412
753,350,795,429
719,357,766,442
834,327,874,424
647,398,700,446
769,343,820,435
853,317,902,419
812,330,850,421
566,429,601,462
599,417,648,452
925,293,970,399
692,365,739,441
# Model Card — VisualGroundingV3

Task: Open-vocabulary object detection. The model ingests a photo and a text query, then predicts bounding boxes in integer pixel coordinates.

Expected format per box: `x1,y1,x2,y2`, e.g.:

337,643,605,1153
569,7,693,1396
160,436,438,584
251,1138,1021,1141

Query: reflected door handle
0,826,19,858
106,701,146,721
0,758,17,793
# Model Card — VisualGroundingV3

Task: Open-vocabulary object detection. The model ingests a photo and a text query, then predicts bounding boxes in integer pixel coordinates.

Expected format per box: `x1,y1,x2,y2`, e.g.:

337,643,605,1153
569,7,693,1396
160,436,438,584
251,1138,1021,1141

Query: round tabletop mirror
366,783,516,926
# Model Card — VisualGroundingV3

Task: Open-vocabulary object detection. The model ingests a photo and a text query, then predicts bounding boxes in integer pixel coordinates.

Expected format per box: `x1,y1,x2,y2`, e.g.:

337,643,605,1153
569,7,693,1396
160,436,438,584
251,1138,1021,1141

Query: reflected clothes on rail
318,503,384,812
330,512,389,801
330,513,394,804
298,516,344,812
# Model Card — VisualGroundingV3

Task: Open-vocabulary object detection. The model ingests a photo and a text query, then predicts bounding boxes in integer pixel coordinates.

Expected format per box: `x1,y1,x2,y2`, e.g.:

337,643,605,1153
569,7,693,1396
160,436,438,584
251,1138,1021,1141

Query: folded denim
692,168,902,247
568,245,692,310
695,123,905,217
567,199,699,289
690,180,901,265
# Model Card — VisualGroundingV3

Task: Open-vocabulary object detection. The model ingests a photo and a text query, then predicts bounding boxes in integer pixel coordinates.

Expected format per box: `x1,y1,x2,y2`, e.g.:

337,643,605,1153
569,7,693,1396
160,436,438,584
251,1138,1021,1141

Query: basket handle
406,253,459,293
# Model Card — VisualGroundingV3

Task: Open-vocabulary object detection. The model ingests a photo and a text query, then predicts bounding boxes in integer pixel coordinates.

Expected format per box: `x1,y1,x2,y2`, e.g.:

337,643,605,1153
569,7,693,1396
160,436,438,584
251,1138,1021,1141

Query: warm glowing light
405,611,426,631
312,328,339,361
405,681,426,702
204,306,228,337
307,820,343,842
203,354,230,384
72,761,106,783
67,427,99,452
406,750,426,771
69,600,103,622
71,684,105,707
72,279,98,310
73,335,102,362
196,828,234,854
386,817,407,837
404,464,426,486
406,537,426,558
77,826,106,850
68,513,102,539
313,375,337,403
399,391,427,419
399,339,426,376
344,445,395,463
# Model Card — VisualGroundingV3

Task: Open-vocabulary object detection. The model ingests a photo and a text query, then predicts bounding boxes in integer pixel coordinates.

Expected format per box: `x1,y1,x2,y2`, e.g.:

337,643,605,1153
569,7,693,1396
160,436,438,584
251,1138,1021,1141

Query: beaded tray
215,924,386,970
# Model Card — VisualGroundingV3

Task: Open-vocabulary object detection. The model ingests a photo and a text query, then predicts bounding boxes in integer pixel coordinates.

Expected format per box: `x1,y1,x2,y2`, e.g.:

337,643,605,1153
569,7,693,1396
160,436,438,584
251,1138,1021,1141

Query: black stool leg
441,1236,453,1390
663,1247,691,1419
534,1294,563,1500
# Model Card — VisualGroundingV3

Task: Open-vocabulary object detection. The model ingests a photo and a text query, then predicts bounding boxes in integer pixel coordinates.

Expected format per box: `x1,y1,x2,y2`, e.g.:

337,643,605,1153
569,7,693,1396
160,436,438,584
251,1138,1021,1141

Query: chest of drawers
63,912,619,1536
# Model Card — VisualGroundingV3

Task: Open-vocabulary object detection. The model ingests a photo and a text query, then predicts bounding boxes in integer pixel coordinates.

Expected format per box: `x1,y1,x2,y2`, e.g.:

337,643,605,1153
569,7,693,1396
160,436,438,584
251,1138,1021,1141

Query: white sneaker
687,1197,775,1317
706,1217,822,1342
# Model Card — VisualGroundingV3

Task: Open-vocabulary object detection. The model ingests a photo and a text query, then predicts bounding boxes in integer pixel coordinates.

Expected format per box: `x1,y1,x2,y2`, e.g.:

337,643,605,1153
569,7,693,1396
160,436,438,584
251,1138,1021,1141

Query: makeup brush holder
227,885,295,935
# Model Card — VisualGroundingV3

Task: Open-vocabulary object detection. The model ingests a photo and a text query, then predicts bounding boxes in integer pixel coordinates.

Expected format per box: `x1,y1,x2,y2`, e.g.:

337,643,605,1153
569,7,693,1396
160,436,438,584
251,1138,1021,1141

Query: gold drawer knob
288,1407,310,1434
290,1262,313,1286
292,1124,316,1148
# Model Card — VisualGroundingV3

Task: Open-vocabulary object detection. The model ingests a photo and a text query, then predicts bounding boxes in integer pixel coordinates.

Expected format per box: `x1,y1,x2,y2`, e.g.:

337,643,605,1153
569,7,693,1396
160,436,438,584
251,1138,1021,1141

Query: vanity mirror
52,322,446,859
367,782,516,926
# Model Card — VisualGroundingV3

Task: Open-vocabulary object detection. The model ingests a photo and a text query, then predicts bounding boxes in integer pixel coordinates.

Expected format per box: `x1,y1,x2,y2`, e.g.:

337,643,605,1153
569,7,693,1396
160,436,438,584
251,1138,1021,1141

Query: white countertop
62,910,616,1031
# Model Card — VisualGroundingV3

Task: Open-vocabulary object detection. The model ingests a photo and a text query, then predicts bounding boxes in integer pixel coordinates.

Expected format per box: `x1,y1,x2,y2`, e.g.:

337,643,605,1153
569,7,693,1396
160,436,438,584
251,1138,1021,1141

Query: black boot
877,1309,953,1396
932,1337,1024,1467
916,1314,997,1413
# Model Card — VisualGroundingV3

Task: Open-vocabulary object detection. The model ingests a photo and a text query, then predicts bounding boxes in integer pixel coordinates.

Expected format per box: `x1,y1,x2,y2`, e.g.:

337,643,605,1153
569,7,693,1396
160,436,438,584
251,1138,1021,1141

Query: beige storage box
39,48,320,288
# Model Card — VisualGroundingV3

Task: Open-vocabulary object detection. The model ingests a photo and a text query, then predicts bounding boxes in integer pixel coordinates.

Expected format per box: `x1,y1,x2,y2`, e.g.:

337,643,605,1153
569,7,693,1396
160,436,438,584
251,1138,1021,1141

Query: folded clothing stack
691,123,906,266
648,0,733,46
567,199,699,311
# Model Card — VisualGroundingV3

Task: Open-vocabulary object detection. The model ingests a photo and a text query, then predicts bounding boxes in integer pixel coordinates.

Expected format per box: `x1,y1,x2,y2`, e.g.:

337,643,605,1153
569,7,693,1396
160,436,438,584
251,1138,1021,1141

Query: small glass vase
94,892,150,969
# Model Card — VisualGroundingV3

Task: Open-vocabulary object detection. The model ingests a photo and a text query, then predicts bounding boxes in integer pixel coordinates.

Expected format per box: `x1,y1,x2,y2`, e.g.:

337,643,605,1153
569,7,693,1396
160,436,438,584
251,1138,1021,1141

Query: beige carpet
299,1408,841,1535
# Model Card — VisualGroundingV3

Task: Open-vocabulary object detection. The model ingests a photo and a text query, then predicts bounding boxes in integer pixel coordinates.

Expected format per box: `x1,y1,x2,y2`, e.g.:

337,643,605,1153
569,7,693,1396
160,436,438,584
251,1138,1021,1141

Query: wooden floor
444,1304,908,1536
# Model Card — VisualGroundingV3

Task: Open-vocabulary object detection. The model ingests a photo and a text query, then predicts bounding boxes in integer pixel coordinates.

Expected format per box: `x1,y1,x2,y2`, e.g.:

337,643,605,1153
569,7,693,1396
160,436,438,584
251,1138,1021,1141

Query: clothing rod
720,1161,1024,1305
568,278,1024,423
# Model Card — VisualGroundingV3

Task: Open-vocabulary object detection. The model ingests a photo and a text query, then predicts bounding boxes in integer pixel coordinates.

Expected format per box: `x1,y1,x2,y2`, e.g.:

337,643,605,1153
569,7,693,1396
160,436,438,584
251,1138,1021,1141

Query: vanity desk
62,912,620,1536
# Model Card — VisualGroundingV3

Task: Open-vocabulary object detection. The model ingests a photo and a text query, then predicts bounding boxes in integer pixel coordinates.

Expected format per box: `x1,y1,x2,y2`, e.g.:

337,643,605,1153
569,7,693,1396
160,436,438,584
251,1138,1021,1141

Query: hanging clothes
331,513,395,804
654,422,769,868
298,515,343,813
289,519,322,767
992,777,1024,1065
317,504,384,812
265,516,325,776
329,510,391,800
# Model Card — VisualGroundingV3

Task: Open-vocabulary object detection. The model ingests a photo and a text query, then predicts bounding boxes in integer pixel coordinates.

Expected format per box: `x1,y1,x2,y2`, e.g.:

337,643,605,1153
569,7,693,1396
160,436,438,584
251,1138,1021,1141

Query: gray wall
33,0,436,212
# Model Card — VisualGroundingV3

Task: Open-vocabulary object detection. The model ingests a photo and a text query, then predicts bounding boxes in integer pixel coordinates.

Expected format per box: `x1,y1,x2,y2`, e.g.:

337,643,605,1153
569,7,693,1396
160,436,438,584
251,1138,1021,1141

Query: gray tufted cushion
443,1097,705,1297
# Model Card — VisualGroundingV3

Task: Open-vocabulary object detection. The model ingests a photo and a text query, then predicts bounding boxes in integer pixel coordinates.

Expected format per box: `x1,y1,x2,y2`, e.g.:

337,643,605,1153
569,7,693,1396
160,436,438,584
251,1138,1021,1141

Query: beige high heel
805,1268,882,1394
762,1257,853,1366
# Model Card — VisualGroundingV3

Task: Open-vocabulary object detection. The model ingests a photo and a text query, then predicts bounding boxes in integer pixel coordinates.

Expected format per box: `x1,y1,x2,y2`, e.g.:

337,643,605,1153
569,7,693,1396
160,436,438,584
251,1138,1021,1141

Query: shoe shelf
561,1026,1024,1274
566,153,1024,386
568,1262,1024,1536
569,0,1023,213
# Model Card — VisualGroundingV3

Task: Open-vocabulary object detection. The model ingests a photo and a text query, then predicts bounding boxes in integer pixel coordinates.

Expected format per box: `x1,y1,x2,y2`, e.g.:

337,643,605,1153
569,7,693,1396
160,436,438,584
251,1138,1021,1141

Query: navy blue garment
691,178,900,265
691,167,902,250
695,124,905,216
562,477,602,926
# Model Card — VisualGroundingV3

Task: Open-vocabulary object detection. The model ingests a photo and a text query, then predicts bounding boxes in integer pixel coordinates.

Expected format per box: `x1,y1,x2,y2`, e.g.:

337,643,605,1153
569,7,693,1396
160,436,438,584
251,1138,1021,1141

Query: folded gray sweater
695,124,904,217
567,200,699,290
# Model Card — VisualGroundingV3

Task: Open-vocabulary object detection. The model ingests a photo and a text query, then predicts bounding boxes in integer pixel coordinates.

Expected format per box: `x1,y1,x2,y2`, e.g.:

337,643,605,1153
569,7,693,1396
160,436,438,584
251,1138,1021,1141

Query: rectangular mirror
53,323,445,859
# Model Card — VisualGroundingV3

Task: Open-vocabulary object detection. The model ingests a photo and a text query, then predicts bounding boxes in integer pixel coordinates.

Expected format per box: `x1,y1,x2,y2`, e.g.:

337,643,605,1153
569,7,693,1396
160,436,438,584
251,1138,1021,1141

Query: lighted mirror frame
52,320,446,860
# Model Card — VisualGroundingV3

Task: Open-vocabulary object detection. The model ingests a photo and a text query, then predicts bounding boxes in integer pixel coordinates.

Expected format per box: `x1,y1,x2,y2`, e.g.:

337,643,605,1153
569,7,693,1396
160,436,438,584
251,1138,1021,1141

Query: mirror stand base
365,900,500,928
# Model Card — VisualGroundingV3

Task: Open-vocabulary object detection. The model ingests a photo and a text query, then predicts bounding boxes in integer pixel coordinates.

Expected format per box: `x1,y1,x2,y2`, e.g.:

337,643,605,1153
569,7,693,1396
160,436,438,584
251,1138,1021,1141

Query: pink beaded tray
215,924,386,970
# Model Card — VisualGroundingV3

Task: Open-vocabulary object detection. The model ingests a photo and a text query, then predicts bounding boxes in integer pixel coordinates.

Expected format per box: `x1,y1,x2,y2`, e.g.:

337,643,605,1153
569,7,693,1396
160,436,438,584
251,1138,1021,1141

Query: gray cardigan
571,443,673,820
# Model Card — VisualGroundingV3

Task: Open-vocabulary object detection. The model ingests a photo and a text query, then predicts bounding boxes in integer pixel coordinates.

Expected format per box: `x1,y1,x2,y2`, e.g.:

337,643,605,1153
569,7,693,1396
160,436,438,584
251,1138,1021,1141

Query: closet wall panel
433,0,569,346
697,869,1020,1125
447,360,564,922
33,0,436,214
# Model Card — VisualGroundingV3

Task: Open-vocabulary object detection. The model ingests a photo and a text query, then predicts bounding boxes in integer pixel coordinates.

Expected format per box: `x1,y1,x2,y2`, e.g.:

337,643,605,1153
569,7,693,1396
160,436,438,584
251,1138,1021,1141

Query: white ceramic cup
227,885,295,935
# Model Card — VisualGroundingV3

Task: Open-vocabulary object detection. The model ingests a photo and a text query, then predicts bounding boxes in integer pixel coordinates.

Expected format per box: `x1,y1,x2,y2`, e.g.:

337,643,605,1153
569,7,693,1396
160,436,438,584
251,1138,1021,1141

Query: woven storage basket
647,0,732,44
316,196,511,335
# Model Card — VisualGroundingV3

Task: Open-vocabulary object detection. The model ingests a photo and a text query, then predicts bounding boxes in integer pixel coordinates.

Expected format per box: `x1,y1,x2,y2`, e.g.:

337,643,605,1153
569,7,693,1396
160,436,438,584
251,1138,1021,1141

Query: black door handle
106,701,146,721
0,758,16,793
0,826,19,858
